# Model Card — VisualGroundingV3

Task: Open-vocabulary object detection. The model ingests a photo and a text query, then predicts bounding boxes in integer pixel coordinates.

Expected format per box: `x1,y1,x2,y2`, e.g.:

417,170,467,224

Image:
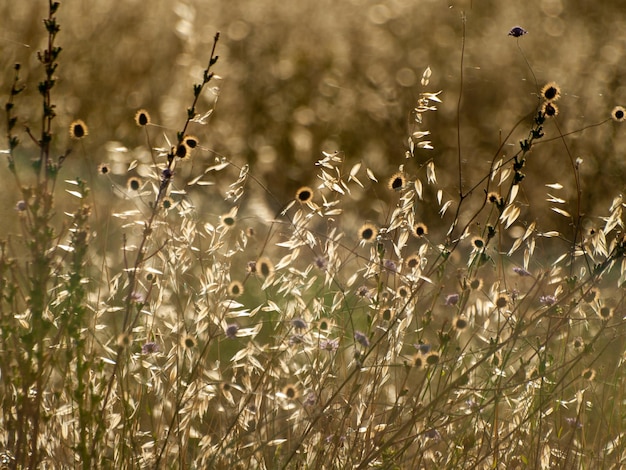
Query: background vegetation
2,0,626,468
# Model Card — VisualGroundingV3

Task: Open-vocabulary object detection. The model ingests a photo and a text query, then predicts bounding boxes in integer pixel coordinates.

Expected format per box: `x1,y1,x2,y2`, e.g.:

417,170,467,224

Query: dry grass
2,2,626,469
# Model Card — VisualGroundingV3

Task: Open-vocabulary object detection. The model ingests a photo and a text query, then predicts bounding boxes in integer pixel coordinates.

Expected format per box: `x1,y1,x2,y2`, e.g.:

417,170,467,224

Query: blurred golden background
1,0,625,240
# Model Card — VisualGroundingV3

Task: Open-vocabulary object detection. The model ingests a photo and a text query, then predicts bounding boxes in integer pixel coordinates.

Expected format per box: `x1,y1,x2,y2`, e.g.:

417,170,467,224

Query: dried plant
3,2,626,469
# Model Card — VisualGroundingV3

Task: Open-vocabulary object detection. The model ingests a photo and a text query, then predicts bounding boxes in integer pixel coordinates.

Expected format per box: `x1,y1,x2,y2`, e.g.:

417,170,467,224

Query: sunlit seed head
412,353,424,369
161,196,174,209
471,237,485,249
425,352,440,366
181,334,196,349
412,222,428,238
227,280,244,297
257,257,274,277
611,106,626,122
453,315,469,332
487,192,502,204
581,368,596,381
388,172,406,191
246,261,257,273
358,223,378,243
127,177,142,191
220,213,236,228
117,333,133,349
175,143,189,158
495,294,509,309
379,306,394,322
508,26,528,37
295,186,314,204
572,336,585,351
318,317,334,332
540,82,561,102
183,134,199,148
69,119,88,139
282,384,299,400
405,254,420,270
98,163,110,175
396,285,410,299
598,306,614,320
469,278,483,291
135,109,151,126
542,101,559,118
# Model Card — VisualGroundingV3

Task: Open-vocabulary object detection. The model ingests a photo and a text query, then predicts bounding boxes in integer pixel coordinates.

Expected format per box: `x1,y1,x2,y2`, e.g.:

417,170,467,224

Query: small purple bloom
508,26,528,38
141,342,159,354
225,323,239,339
540,295,556,306
320,338,339,352
291,318,308,330
15,200,27,212
445,293,460,306
354,331,370,348
513,267,531,277
384,259,398,273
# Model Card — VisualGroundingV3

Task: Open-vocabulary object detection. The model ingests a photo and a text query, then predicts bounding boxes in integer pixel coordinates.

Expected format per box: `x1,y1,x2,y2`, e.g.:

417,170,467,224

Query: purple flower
141,342,159,354
225,323,239,339
445,293,460,306
354,331,370,348
513,267,531,277
384,259,398,273
508,26,528,38
291,318,308,330
540,295,556,306
320,338,339,352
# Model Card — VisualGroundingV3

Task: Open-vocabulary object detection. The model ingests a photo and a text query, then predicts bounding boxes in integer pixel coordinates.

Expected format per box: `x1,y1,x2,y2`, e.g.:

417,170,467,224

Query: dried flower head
257,257,274,277
135,109,151,126
572,336,585,351
295,186,314,204
542,101,559,118
388,172,406,191
227,280,244,297
487,192,503,205
117,333,133,349
378,306,394,322
282,384,299,400
98,163,110,175
508,26,528,37
174,143,189,159
183,134,199,148
453,315,469,332
425,352,440,366
69,119,88,139
358,223,378,243
612,106,626,122
318,317,335,332
469,278,483,291
161,196,174,210
220,212,236,228
471,237,485,249
181,334,197,349
396,285,410,299
540,82,561,102
127,177,142,191
412,222,428,238
405,254,421,270
581,368,596,381
412,353,424,369
495,294,509,309
598,306,614,320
